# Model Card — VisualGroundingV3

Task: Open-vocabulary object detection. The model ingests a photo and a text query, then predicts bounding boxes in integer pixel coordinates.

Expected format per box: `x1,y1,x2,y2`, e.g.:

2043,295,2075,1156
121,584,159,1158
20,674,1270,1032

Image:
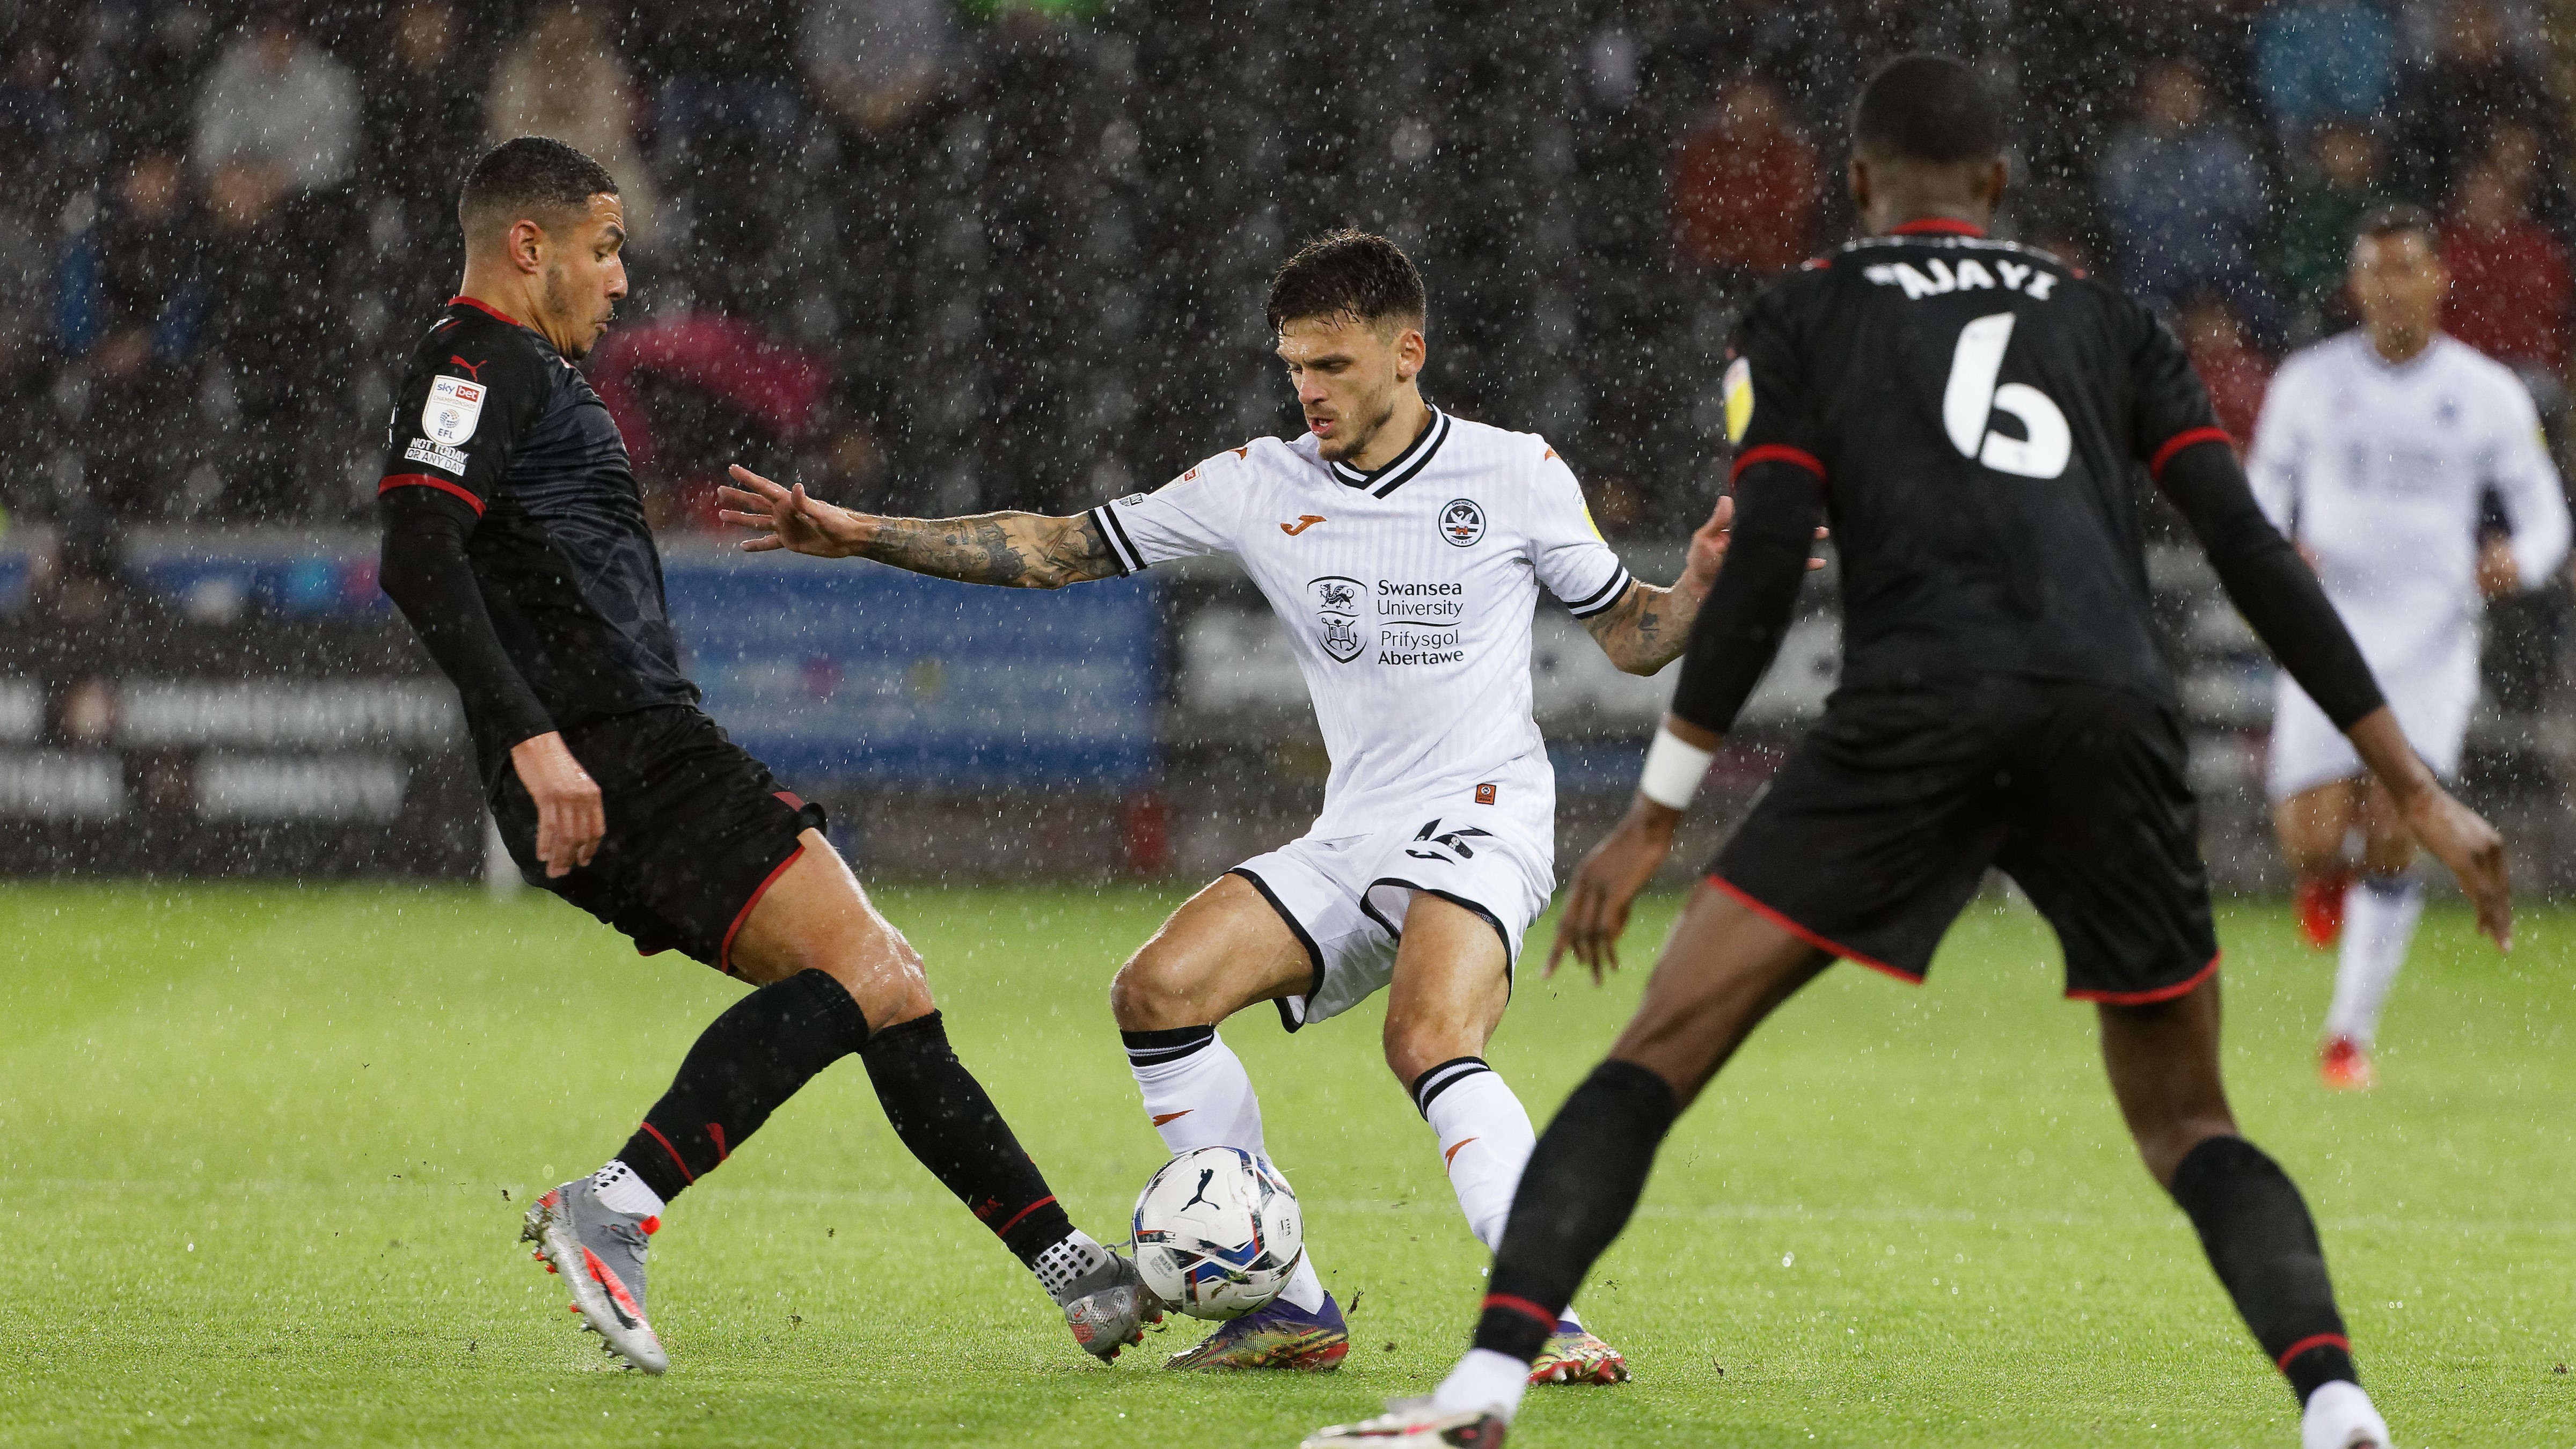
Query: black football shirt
1724,219,2230,704
377,297,696,769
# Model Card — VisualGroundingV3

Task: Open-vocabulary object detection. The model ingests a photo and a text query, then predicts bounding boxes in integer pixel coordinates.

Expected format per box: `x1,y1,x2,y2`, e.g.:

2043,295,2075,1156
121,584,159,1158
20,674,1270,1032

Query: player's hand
1548,800,1680,984
510,732,602,879
2399,782,2513,951
2476,536,2520,599
718,465,871,558
1675,496,1831,602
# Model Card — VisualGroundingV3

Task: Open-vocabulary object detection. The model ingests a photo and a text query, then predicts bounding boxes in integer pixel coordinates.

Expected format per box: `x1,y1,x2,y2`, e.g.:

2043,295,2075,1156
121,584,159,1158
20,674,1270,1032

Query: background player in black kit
1306,56,2513,1449
375,137,1160,1373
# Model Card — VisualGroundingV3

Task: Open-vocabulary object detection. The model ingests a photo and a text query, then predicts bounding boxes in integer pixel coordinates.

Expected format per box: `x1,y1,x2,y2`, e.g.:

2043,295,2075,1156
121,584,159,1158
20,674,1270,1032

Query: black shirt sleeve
1667,288,1831,734
375,315,555,752
377,316,537,515
2156,443,2387,730
378,487,555,751
2123,301,2386,730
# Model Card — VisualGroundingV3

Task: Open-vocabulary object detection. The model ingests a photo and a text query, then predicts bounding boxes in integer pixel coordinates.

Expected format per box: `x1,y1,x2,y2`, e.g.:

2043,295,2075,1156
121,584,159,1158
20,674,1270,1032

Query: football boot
1528,1318,1630,1384
1301,1399,1507,1448
522,1177,667,1373
1059,1249,1166,1362
1165,1289,1349,1371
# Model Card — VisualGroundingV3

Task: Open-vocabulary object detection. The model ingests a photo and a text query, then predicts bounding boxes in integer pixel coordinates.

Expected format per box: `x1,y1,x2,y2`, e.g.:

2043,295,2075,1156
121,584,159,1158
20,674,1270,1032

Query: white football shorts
2266,645,2477,801
1230,807,1556,1032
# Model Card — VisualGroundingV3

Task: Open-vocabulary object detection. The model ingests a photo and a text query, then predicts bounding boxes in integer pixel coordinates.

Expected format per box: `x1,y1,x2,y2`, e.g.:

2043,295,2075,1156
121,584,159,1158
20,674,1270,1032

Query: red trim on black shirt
1729,443,1828,485
2148,426,2234,481
447,294,525,327
1890,218,1986,237
378,473,485,515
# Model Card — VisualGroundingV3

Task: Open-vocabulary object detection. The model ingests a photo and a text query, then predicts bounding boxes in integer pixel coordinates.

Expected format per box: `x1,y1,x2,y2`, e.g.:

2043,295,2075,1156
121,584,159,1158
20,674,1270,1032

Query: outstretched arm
1579,496,1826,676
717,464,1121,588
1552,473,1829,980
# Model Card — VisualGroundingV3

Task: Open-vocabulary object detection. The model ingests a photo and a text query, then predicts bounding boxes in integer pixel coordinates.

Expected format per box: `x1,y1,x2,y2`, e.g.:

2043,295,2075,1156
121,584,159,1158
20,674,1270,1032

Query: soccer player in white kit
2247,205,2568,1089
717,231,1755,1383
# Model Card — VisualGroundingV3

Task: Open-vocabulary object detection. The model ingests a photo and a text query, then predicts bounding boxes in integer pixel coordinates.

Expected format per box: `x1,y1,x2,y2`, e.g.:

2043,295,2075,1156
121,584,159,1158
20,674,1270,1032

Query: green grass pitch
2,882,2572,1446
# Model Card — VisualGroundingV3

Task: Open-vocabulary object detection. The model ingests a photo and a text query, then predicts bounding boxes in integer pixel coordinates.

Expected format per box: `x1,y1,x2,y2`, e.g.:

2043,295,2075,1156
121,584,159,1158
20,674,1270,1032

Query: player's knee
1380,1020,1472,1089
1109,951,1201,1031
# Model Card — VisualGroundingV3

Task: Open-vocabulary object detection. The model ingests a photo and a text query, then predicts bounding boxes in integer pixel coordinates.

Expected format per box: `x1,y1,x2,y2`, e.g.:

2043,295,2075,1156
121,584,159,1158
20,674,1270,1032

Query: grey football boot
1047,1242,1166,1362
522,1177,669,1373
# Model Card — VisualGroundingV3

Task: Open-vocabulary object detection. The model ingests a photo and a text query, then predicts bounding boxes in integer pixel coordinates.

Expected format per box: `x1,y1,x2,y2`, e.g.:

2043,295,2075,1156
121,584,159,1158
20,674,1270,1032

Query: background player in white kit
718,231,1767,1382
2248,204,2569,1089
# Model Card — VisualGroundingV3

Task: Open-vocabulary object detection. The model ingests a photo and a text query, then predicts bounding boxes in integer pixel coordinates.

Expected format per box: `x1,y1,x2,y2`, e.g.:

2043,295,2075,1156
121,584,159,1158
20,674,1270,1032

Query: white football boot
1301,1399,1507,1448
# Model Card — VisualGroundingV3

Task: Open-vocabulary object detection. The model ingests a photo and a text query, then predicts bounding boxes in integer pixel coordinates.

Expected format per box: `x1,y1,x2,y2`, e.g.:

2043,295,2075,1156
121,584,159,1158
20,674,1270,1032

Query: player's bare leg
1382,895,1626,1385
531,830,1158,1371
2275,778,2361,950
2099,977,2388,1445
1111,874,1348,1368
2275,779,2423,1086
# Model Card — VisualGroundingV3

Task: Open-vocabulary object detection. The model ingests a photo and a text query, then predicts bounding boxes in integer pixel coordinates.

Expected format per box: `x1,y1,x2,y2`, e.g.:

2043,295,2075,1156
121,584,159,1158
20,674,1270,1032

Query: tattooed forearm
1033,513,1123,586
860,511,1116,588
863,515,1031,584
1582,580,1703,675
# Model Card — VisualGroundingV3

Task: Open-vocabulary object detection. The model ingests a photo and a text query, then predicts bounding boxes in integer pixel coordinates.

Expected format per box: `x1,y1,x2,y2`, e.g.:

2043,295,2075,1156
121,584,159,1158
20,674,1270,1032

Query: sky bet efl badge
1723,356,1754,444
423,376,486,447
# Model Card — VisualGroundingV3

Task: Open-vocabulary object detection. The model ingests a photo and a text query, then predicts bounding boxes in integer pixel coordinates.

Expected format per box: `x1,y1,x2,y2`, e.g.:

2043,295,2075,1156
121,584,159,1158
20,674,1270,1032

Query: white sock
590,1159,664,1219
2325,873,2423,1048
1415,1057,1575,1330
1128,1025,1328,1313
1031,1228,1115,1305
2300,1379,2390,1449
1431,1347,1533,1422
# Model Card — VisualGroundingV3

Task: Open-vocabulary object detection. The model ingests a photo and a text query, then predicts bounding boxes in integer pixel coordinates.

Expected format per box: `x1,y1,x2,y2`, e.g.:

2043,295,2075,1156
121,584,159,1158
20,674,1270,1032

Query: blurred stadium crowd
3,0,2574,539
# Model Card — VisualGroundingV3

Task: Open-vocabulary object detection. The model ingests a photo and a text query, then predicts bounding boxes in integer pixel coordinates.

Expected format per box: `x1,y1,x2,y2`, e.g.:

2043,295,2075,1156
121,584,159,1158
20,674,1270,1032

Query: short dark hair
1852,53,2002,165
1265,230,1427,334
2354,202,2440,258
457,136,619,245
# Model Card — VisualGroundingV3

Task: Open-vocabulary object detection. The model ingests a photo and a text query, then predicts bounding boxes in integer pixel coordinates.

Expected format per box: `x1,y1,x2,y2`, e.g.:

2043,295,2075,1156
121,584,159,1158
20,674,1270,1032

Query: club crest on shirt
1308,575,1365,662
1439,498,1486,547
423,376,486,446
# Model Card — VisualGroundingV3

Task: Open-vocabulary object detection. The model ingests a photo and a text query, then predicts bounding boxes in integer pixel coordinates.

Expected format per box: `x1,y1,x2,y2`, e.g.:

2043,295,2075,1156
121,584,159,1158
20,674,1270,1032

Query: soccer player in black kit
1307,56,2511,1449
375,137,1161,1373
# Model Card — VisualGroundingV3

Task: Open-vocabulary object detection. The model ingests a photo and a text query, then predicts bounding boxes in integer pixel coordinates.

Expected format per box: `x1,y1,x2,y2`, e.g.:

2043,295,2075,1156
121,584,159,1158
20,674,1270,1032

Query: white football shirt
1090,406,1633,843
2247,331,2570,692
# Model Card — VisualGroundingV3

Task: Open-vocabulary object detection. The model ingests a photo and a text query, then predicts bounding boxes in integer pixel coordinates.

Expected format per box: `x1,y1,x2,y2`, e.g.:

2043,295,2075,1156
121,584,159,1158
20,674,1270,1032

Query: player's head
1267,230,1428,463
1847,54,2008,235
457,136,627,358
2347,203,2446,347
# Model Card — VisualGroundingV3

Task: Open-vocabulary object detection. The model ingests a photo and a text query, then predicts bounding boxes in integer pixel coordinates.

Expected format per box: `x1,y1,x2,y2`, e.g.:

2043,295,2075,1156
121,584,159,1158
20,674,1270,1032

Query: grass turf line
1,883,2570,1446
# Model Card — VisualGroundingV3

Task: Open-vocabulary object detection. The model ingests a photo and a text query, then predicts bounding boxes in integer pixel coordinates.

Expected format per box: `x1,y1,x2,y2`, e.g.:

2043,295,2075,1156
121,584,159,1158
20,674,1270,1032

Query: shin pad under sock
2169,1134,2357,1402
620,968,870,1205
1473,1059,1680,1362
865,1009,1073,1264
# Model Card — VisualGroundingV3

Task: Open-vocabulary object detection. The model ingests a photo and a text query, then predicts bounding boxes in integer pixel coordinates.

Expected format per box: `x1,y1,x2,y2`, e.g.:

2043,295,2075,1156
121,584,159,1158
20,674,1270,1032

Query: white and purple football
1130,1146,1305,1320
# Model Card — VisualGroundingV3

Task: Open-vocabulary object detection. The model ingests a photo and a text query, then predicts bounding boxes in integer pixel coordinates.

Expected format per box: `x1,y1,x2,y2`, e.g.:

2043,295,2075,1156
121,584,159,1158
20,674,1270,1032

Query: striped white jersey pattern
1091,407,1631,842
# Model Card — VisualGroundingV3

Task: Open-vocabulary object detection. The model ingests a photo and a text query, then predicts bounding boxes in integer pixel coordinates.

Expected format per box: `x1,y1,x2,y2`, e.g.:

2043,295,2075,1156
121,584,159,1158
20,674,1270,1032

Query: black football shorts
1710,677,2220,1003
492,705,826,974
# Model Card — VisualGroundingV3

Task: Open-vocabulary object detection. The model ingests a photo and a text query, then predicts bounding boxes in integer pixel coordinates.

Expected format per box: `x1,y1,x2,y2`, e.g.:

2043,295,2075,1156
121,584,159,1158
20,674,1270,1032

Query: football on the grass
1130,1146,1305,1320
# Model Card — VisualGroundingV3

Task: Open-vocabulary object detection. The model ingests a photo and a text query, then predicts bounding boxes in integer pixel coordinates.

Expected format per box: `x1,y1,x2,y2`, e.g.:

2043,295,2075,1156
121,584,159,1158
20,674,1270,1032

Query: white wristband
1637,727,1716,811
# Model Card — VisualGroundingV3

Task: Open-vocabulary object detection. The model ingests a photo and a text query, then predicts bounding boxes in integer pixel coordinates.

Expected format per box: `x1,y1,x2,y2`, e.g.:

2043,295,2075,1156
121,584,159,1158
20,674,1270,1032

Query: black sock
863,1010,1073,1265
620,968,870,1205
2168,1135,2357,1403
1473,1059,1680,1362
